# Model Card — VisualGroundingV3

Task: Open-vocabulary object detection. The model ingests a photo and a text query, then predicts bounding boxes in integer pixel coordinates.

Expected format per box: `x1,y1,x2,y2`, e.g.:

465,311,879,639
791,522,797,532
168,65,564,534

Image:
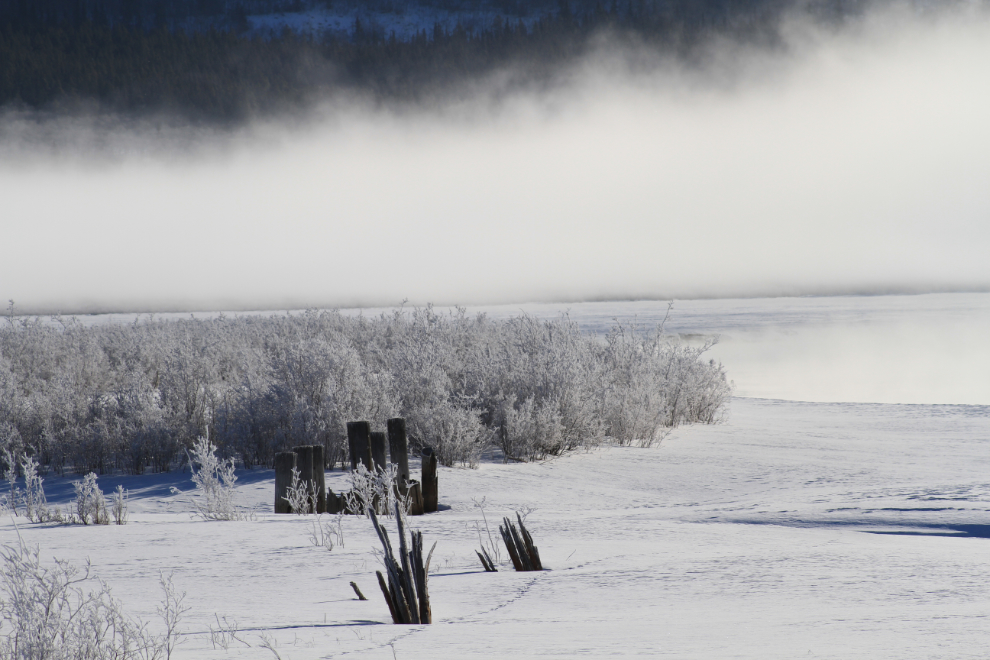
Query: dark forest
0,0,863,121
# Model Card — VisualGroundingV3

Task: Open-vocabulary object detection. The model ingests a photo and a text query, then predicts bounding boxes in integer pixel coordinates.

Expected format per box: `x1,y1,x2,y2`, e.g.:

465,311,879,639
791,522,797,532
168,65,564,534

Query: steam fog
460,293,990,405
2,4,990,315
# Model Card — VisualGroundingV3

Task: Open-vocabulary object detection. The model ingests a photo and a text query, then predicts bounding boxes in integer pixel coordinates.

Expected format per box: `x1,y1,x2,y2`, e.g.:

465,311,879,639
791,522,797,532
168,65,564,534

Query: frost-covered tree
0,307,730,471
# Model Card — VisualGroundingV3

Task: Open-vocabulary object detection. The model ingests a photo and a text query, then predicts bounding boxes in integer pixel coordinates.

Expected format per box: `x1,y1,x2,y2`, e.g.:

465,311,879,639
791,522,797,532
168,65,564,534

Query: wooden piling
422,447,438,513
274,451,296,514
387,418,410,485
326,489,346,514
346,421,373,472
370,432,388,473
292,445,315,513
404,480,424,516
313,444,327,514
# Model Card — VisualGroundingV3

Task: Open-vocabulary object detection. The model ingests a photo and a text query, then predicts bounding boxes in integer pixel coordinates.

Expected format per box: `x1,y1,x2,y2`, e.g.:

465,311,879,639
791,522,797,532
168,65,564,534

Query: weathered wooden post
370,432,388,473
422,447,438,513
386,418,410,485
370,504,436,624
407,481,425,516
292,445,315,513
499,513,543,571
346,421,373,472
313,444,327,514
326,489,346,514
274,451,296,514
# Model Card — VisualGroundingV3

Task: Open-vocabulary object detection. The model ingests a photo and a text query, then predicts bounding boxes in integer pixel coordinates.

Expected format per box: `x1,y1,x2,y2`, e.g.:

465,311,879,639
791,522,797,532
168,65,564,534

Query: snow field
3,396,988,658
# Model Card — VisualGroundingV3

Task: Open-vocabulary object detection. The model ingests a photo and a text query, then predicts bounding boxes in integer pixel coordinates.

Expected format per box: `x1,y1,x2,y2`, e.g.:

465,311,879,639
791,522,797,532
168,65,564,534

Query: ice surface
4,397,988,658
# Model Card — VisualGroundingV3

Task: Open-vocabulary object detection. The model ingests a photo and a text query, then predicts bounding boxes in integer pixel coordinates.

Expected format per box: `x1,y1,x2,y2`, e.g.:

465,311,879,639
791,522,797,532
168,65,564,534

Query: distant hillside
1,0,817,37
0,0,879,121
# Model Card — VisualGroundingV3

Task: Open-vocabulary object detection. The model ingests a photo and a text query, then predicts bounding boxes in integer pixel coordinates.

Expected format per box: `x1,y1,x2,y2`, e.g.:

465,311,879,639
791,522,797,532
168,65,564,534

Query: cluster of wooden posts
272,418,545,626
273,417,439,516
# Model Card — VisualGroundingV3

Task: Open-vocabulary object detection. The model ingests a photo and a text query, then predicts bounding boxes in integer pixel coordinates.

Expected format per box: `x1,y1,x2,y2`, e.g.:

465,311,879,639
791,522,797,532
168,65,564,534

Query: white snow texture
2,293,988,658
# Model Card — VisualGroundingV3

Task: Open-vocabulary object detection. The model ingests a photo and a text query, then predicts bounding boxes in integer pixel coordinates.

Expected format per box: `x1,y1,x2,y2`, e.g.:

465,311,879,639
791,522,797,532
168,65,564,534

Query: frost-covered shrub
74,473,109,525
21,456,49,523
282,467,315,514
2,449,18,515
308,513,345,551
342,463,408,517
497,395,565,461
602,326,731,446
0,537,186,660
112,485,128,525
0,306,730,472
406,399,491,468
186,436,240,521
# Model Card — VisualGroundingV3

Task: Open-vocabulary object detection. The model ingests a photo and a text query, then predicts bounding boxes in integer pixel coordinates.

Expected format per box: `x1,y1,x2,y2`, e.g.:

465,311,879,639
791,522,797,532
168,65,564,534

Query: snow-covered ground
5,396,989,658
4,293,989,657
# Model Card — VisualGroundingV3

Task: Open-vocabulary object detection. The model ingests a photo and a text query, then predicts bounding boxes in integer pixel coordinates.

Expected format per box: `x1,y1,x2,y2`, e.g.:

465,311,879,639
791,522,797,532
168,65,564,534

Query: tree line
0,0,861,121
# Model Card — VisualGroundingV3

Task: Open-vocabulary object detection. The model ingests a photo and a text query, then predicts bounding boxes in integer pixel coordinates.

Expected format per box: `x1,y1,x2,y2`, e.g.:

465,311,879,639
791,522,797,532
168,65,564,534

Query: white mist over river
466,292,990,406
3,4,990,314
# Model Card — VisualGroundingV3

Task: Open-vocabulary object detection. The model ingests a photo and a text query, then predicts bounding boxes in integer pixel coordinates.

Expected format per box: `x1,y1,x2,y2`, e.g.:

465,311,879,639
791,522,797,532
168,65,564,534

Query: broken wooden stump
475,548,498,572
326,489,347,514
403,479,424,516
369,503,436,624
499,513,543,571
323,419,434,517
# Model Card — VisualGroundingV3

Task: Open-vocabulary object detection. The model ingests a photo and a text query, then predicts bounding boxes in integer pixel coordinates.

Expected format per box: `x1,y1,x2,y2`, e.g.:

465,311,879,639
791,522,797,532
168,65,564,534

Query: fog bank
2,4,990,314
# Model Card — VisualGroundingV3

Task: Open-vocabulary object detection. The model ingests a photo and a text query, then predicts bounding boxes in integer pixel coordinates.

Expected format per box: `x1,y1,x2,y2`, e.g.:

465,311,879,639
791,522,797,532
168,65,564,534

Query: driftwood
350,582,368,601
499,513,543,571
475,548,498,572
369,504,436,624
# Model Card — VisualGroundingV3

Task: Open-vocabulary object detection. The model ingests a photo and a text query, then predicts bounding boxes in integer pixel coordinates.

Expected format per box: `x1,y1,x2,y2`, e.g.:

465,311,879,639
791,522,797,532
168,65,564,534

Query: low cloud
2,3,989,314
